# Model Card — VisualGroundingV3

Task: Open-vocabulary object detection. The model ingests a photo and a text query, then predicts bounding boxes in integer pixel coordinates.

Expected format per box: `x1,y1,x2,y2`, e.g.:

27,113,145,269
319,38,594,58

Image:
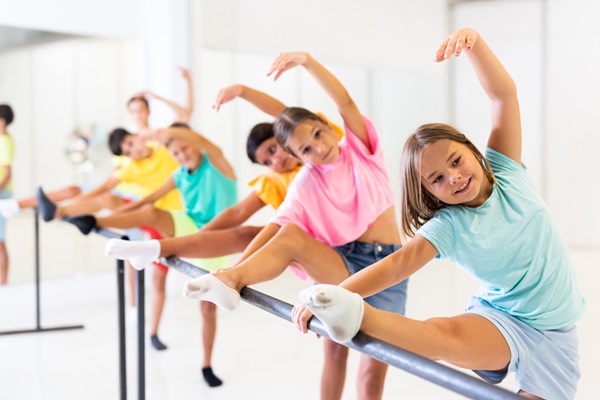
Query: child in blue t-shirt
296,28,585,400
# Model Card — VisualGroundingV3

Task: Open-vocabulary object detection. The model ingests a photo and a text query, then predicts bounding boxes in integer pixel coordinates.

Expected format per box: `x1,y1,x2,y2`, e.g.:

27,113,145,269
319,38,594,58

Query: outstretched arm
435,28,521,164
213,84,286,117
0,166,11,191
111,178,176,214
141,127,235,180
139,67,194,124
267,52,370,149
201,192,267,231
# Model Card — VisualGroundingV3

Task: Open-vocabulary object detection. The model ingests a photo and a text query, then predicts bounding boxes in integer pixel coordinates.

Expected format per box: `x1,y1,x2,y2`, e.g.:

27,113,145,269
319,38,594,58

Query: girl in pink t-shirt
184,52,408,399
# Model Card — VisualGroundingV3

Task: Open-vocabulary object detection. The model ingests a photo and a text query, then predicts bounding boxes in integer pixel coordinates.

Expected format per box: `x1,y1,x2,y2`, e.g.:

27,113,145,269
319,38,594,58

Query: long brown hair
400,123,496,239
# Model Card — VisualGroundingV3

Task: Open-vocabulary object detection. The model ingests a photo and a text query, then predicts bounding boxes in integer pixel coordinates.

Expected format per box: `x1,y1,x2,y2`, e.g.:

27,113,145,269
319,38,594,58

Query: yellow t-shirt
0,134,14,191
247,166,302,209
114,143,183,211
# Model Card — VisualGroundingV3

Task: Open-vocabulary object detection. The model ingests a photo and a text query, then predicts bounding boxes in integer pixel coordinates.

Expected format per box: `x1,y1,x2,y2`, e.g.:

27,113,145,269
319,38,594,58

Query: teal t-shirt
418,147,585,330
172,153,237,229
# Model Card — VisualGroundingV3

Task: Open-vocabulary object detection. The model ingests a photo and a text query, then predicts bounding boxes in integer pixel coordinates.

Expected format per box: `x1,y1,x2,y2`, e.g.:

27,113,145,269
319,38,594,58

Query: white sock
0,198,20,218
183,274,240,311
299,284,364,343
104,239,160,271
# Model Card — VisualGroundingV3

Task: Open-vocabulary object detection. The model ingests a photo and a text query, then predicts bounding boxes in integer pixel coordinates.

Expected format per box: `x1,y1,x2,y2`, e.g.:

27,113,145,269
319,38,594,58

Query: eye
433,175,443,184
303,146,311,155
315,130,321,139
452,156,461,166
268,145,276,155
263,159,272,166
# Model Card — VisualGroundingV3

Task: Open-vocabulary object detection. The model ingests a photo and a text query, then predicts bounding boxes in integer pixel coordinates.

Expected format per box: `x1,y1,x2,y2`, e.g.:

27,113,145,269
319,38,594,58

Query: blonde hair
400,123,497,239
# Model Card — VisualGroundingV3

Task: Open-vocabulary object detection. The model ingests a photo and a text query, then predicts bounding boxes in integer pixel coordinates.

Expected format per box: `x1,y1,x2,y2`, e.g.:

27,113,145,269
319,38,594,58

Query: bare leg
18,185,81,210
58,191,125,218
303,285,511,371
183,225,349,310
0,242,8,285
159,225,262,258
356,355,388,400
321,339,348,400
517,391,543,399
127,262,136,307
149,265,167,336
97,204,175,237
199,301,223,387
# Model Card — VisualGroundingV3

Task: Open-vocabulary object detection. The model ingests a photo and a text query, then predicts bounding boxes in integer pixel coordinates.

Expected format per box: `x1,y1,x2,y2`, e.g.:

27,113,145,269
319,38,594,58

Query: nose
449,171,461,185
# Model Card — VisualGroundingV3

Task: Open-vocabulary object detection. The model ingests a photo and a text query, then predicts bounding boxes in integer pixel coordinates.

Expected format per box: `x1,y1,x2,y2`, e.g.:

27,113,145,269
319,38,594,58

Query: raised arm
139,67,194,124
267,52,370,149
435,28,521,163
142,127,235,180
213,84,286,117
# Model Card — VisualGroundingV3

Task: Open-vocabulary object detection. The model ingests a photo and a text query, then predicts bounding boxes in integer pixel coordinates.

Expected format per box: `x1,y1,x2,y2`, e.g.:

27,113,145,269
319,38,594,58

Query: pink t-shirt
270,115,394,247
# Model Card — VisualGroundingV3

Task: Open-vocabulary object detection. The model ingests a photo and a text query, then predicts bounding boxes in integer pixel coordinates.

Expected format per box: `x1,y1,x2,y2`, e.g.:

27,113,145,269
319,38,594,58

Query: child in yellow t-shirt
0,104,15,285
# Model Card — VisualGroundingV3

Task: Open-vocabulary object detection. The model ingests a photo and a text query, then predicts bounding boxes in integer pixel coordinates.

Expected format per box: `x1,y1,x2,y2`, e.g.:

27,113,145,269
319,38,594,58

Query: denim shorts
0,188,12,241
333,241,408,315
467,296,581,399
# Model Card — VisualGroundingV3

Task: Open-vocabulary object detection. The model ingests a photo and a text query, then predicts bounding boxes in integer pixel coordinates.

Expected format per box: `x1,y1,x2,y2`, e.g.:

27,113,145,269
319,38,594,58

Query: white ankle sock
0,198,20,218
183,274,240,311
299,284,364,343
104,239,160,271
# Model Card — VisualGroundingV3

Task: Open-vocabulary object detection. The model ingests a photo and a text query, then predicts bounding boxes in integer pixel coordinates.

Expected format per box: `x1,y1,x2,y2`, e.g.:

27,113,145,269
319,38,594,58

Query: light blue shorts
466,297,581,399
0,188,12,242
333,241,408,315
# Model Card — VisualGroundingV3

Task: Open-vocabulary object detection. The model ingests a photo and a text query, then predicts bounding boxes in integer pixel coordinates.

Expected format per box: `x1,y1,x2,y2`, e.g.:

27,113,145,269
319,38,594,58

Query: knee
276,224,308,247
324,340,349,364
200,301,217,318
66,186,81,198
357,359,388,399
152,269,166,292
140,203,159,218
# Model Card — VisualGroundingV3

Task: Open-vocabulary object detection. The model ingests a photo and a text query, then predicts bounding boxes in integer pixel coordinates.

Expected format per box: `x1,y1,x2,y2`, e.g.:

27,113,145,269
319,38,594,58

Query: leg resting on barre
184,274,240,311
105,239,160,271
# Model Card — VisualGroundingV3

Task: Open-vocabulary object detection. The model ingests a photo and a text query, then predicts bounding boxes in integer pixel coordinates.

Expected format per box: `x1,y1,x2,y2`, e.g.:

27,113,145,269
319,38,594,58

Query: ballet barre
161,255,523,400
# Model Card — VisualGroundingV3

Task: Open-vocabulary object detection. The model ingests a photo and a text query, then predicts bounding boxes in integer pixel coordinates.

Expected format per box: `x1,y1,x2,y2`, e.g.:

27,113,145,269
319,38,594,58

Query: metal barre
162,255,522,400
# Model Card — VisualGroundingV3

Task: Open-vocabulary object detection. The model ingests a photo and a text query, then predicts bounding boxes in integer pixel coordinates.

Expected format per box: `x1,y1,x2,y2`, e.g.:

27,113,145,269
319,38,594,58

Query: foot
183,274,240,311
201,366,223,387
36,187,57,222
65,215,97,235
105,239,160,271
299,284,364,343
0,198,20,218
150,334,168,351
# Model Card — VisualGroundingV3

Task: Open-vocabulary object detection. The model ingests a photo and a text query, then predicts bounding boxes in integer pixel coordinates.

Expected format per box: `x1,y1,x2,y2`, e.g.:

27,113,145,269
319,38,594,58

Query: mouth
455,177,471,194
322,148,332,161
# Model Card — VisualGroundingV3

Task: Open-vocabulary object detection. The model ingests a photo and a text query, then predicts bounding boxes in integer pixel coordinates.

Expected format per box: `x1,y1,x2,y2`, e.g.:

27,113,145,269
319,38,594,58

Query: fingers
291,304,314,334
434,28,477,62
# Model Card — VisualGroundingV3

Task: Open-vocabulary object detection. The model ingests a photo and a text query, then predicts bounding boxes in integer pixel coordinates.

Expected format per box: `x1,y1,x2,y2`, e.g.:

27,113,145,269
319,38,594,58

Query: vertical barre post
34,208,41,329
136,269,145,400
117,257,127,400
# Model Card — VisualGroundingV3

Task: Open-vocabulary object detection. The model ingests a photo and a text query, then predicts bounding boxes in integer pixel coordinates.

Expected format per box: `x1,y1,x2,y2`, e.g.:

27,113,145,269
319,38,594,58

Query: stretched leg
67,204,175,236
199,301,223,387
356,355,388,400
105,226,262,270
184,224,349,310
149,265,168,351
19,185,81,209
58,191,125,218
321,339,348,400
0,242,8,285
301,284,511,370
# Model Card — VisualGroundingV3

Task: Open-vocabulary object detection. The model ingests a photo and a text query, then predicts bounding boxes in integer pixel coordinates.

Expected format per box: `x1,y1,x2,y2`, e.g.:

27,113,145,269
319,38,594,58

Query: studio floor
0,247,598,399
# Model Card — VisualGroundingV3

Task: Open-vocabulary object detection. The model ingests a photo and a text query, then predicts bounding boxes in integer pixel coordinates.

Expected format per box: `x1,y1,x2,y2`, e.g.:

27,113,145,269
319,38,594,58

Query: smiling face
120,135,150,160
420,139,492,207
253,137,300,173
128,99,150,130
167,138,202,170
285,120,340,165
